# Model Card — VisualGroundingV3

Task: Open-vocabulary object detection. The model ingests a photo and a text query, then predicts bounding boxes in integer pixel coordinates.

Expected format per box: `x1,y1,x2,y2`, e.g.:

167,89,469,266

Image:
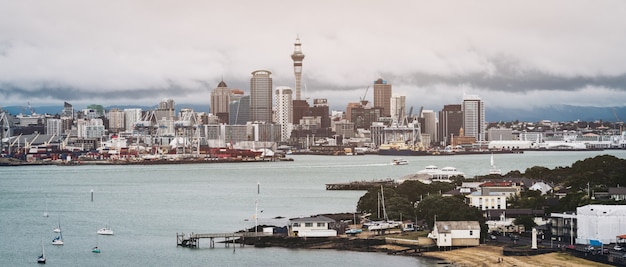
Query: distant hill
2,104,624,123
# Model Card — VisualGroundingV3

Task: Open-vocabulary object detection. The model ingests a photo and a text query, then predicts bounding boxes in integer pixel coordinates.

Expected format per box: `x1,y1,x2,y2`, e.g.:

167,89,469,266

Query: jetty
176,232,270,248
325,179,397,190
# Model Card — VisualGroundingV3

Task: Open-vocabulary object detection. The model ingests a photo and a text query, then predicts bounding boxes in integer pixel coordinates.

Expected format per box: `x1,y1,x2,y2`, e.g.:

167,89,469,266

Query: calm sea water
1,150,625,266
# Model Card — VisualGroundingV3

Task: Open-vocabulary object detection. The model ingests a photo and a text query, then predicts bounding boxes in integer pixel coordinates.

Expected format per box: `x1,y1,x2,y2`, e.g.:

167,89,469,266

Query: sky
1,0,626,118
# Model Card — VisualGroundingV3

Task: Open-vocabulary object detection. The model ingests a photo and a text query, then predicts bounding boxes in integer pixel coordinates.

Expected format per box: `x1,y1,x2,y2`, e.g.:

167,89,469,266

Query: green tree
513,215,537,231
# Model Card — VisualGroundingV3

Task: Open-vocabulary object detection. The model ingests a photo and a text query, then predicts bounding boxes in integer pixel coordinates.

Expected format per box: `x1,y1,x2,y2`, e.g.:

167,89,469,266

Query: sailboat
364,186,400,231
489,153,502,175
43,199,49,218
53,219,61,233
37,237,46,264
52,221,64,245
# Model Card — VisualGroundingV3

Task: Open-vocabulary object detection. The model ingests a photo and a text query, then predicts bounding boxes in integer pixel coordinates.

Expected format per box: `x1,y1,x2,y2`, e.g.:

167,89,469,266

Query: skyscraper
463,94,486,142
211,80,231,114
291,37,305,100
275,86,293,142
421,110,437,146
373,78,392,117
211,80,232,123
438,104,463,146
250,70,273,123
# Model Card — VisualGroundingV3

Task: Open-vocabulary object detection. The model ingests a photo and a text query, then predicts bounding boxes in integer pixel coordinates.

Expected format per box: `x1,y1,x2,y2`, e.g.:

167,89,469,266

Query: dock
325,179,397,190
176,232,270,248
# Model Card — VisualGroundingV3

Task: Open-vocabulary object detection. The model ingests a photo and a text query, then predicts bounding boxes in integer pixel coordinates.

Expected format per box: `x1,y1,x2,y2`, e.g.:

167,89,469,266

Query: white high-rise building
124,109,142,133
462,94,486,142
390,95,406,124
274,86,293,142
46,118,63,136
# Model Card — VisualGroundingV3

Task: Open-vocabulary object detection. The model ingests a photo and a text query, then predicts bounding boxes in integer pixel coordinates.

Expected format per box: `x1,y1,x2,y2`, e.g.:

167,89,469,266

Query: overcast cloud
1,0,626,113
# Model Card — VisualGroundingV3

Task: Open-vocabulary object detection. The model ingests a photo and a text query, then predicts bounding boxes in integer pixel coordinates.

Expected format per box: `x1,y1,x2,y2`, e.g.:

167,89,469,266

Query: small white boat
97,226,114,235
391,158,408,165
488,154,502,175
53,219,61,233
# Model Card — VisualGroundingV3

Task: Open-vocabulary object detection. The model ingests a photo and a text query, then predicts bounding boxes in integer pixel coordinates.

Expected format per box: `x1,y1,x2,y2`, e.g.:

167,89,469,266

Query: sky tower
291,37,305,100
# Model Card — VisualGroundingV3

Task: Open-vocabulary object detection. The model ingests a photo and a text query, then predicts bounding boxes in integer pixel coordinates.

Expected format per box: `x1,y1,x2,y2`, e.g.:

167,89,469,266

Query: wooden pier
325,179,397,190
176,232,270,248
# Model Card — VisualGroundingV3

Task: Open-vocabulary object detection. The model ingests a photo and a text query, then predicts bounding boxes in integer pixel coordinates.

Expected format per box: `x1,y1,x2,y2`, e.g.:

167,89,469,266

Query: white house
289,215,337,237
428,221,481,247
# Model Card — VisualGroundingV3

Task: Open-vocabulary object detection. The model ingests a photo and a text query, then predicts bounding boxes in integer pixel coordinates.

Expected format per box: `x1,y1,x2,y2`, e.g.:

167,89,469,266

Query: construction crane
613,107,624,132
360,86,369,106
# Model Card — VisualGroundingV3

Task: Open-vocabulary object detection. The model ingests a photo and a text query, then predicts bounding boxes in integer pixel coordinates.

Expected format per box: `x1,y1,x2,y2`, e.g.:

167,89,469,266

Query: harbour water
1,150,625,266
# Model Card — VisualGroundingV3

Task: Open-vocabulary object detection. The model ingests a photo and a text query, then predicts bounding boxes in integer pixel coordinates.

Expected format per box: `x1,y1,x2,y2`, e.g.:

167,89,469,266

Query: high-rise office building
124,108,142,133
62,102,74,119
275,86,293,141
438,104,463,146
422,110,437,146
211,80,231,114
291,37,305,100
250,70,273,123
310,99,330,129
229,95,250,125
373,78,392,117
211,80,232,123
463,94,486,142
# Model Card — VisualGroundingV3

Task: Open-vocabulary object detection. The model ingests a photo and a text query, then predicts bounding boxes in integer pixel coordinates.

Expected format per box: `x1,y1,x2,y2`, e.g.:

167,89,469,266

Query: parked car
584,246,595,252
345,228,362,235
614,244,623,251
489,235,497,240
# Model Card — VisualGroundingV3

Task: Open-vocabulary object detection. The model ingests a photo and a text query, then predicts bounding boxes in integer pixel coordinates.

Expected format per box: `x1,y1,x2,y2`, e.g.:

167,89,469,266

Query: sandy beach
421,245,613,267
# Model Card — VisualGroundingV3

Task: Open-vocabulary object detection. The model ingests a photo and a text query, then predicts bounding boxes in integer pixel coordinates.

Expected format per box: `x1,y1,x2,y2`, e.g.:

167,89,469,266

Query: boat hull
378,149,429,156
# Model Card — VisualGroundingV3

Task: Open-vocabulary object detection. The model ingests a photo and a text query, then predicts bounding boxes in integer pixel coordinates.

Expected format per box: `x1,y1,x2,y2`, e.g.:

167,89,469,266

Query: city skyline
1,1,626,117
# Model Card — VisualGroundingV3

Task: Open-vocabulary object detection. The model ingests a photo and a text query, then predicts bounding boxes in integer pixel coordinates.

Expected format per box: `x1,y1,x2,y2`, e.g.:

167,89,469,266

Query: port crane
359,86,369,106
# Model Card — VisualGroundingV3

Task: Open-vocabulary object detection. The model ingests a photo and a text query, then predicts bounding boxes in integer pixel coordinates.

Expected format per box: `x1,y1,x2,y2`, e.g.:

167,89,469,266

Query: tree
513,215,537,231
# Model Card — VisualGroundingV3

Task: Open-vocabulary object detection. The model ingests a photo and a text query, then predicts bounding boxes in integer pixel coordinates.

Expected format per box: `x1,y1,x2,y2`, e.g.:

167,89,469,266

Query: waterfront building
107,109,125,134
390,95,406,124
289,215,337,237
438,104,463,146
229,95,250,125
211,80,232,123
290,37,305,100
462,94,486,142
373,78,392,117
250,70,273,123
250,122,281,143
429,221,481,247
124,108,142,134
46,118,63,136
275,86,293,142
488,127,514,141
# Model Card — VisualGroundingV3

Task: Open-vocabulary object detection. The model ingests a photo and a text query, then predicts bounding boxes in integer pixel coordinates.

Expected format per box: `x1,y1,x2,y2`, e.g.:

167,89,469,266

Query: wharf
176,232,270,248
325,179,396,190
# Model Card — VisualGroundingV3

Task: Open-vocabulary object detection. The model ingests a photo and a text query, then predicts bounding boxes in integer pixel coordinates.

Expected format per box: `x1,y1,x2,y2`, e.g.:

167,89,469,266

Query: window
293,223,300,227
317,222,325,227
470,230,473,236
305,222,313,227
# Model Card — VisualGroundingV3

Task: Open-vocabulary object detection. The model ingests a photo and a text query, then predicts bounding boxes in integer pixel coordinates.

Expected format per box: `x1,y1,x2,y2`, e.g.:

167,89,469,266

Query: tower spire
291,37,305,100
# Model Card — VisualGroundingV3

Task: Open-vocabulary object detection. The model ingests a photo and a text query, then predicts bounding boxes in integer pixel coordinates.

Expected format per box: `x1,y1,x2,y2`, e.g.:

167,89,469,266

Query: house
288,215,337,237
608,187,626,201
428,221,481,247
